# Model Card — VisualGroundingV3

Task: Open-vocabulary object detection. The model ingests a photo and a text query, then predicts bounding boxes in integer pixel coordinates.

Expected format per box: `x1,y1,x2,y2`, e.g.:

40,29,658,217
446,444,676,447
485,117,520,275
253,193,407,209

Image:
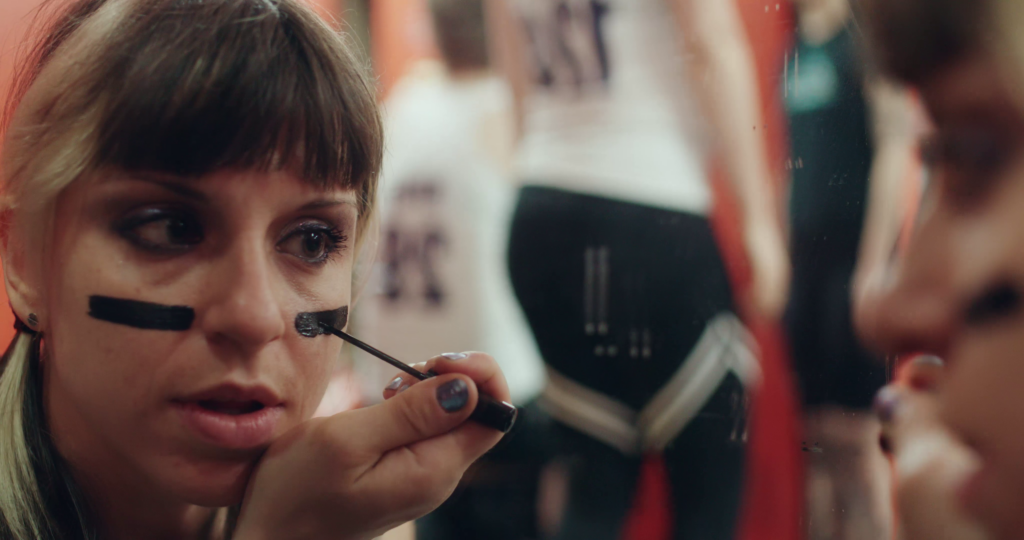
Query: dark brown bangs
2,0,106,137
88,0,382,200
859,0,988,84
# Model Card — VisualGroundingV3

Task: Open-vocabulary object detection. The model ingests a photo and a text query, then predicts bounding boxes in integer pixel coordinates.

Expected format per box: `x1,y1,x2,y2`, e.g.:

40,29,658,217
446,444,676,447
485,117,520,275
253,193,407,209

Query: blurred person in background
354,0,548,538
856,0,1024,539
782,0,921,538
487,0,788,537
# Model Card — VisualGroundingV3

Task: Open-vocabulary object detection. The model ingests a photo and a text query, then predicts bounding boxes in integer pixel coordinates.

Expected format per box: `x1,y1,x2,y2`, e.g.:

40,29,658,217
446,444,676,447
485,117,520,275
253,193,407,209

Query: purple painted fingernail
873,387,901,423
397,384,411,394
437,379,469,412
441,352,468,361
913,355,944,367
386,377,403,391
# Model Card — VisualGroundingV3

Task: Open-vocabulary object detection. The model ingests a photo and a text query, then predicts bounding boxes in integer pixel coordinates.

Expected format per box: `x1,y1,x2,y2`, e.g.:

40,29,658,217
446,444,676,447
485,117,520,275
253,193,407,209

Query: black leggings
508,186,748,540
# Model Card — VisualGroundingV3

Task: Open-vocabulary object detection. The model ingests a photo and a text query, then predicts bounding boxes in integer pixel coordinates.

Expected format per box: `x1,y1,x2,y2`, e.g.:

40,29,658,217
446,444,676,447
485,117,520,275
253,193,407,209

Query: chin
159,455,259,507
996,505,1024,540
965,483,1024,540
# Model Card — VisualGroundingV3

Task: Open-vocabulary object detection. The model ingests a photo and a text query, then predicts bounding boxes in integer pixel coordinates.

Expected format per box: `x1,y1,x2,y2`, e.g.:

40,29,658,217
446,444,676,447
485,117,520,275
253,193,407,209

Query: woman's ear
1,219,44,329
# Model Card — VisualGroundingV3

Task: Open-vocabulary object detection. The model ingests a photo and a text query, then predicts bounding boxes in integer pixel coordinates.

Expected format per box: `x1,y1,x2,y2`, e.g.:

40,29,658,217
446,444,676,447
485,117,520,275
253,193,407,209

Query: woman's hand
233,352,510,540
743,220,790,320
876,357,989,540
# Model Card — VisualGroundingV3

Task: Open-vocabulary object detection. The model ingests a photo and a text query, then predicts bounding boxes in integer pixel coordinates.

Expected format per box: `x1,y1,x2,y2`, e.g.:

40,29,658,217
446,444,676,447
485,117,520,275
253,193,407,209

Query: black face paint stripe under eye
88,296,195,331
294,306,349,337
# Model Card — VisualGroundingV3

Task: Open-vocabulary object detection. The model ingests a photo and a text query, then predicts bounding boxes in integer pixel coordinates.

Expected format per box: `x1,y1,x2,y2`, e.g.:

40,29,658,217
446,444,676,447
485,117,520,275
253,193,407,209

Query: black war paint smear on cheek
88,295,195,331
294,305,349,337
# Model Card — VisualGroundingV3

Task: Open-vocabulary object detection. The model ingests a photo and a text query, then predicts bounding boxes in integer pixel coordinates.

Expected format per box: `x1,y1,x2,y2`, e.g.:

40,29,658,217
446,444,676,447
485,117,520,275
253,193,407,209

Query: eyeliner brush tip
294,312,326,338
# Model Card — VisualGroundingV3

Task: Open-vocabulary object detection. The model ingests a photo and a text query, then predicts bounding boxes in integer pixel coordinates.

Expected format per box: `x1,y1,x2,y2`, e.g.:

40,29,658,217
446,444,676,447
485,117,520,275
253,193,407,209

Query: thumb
358,374,479,453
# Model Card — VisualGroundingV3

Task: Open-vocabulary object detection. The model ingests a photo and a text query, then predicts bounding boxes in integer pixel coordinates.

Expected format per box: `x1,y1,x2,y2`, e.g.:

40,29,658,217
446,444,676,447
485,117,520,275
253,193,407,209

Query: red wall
370,0,437,96
0,0,43,347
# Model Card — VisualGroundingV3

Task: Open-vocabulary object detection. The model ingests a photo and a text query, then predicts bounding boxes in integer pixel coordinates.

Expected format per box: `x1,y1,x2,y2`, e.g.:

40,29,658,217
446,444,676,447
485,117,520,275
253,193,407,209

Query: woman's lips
174,401,284,450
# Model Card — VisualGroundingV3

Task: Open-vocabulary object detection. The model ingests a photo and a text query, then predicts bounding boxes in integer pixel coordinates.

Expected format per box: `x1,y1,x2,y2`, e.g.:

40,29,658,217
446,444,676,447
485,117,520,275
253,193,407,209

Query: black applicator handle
319,324,518,433
424,368,518,433
467,393,519,433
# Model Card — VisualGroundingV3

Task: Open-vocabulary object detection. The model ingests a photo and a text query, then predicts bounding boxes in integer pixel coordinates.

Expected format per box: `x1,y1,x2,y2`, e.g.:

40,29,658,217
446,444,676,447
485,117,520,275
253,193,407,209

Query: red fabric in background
621,455,674,540
723,4,803,540
0,0,43,350
370,0,439,97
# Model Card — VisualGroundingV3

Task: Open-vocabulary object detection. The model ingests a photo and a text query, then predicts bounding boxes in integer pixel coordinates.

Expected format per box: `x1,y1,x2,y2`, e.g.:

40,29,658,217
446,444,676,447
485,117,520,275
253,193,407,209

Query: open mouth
196,400,266,416
174,383,285,448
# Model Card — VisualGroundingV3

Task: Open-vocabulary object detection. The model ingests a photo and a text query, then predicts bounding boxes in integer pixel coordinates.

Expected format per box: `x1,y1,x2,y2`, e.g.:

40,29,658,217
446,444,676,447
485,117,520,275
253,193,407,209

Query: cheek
286,279,354,417
46,292,192,416
44,193,356,422
287,338,343,417
942,330,1024,485
979,161,1024,250
43,229,194,419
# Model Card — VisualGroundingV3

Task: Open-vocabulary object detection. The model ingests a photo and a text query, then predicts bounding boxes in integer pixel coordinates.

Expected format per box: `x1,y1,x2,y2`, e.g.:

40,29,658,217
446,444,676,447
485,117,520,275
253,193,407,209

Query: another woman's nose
200,236,286,356
857,206,958,358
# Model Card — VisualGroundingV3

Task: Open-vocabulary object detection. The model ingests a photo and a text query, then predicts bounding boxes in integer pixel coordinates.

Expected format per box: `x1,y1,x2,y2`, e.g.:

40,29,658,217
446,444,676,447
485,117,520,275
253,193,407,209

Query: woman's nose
857,207,958,358
200,238,286,356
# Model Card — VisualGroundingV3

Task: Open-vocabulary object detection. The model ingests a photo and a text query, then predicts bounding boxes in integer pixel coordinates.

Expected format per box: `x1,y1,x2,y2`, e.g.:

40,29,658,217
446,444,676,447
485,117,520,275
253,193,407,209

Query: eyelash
114,207,203,254
283,222,349,266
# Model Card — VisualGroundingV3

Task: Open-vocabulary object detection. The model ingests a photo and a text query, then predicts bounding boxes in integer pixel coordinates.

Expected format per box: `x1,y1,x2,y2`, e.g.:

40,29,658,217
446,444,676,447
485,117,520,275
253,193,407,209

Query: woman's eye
278,223,347,265
924,129,1014,207
115,208,204,252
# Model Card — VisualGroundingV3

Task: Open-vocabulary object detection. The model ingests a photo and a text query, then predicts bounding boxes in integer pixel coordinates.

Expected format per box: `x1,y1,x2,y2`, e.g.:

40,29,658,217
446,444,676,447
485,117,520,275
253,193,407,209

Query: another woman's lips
173,402,283,450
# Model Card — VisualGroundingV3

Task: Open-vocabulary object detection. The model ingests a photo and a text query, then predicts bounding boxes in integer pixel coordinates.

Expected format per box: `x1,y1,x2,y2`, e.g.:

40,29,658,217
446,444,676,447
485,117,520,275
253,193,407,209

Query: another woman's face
860,53,1024,539
41,168,357,506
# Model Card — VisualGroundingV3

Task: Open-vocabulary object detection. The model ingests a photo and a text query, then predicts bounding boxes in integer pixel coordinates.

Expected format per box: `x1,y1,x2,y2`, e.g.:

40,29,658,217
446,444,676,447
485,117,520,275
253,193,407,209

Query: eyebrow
131,174,357,211
297,198,358,212
134,173,209,202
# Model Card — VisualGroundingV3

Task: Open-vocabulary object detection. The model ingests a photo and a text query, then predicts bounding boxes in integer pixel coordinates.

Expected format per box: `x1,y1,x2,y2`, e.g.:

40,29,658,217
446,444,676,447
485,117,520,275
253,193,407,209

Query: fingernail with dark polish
437,379,469,412
873,387,900,423
442,352,468,361
386,376,403,391
913,355,944,368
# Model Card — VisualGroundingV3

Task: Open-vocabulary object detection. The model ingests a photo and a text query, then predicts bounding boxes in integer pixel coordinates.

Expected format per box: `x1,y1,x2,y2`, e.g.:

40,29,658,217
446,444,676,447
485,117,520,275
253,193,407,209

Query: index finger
426,352,512,404
383,353,512,404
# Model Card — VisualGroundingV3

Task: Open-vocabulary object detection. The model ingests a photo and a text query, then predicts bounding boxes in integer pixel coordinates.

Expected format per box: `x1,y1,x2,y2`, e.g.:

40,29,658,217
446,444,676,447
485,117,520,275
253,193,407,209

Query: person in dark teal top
784,0,922,538
785,0,878,411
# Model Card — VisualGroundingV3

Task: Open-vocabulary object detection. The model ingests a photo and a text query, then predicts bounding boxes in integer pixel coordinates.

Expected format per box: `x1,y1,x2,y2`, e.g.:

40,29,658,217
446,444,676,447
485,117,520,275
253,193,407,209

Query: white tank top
511,0,711,214
354,64,545,404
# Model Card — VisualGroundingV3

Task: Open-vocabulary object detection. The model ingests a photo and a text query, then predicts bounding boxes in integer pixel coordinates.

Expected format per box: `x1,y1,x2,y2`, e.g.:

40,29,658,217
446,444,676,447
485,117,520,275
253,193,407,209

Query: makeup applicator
295,309,518,433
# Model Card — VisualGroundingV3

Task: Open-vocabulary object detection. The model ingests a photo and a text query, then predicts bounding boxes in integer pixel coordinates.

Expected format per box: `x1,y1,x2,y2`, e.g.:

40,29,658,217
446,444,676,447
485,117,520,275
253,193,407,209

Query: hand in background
876,357,989,540
744,221,791,320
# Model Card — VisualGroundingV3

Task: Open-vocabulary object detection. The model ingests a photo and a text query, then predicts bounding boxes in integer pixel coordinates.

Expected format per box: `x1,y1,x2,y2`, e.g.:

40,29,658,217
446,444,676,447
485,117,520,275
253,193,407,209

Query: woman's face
40,168,357,506
860,53,1024,539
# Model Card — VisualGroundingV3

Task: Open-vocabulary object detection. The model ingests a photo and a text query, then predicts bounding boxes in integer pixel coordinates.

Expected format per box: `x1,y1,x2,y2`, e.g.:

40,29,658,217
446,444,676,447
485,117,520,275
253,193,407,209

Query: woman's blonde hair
0,0,383,537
